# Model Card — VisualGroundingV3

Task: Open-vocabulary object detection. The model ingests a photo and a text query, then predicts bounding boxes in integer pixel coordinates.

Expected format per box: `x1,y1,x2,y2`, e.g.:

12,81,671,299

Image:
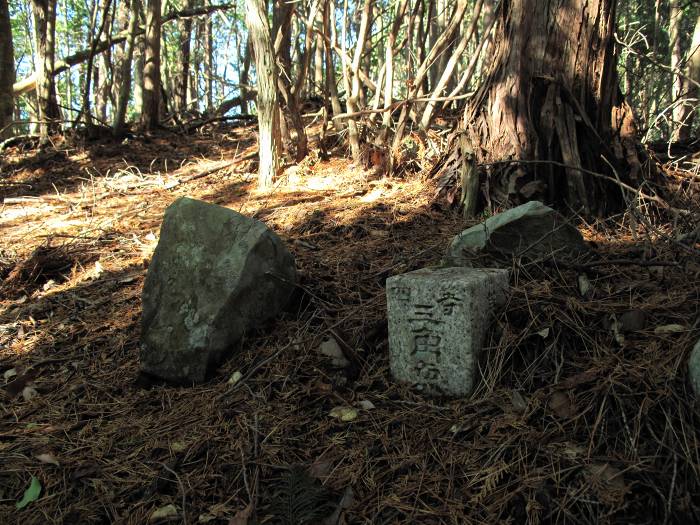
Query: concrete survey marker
387,267,509,396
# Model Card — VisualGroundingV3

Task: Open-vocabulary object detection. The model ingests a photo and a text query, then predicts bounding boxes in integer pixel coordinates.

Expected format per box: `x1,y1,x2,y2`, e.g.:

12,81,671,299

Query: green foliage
16,476,41,510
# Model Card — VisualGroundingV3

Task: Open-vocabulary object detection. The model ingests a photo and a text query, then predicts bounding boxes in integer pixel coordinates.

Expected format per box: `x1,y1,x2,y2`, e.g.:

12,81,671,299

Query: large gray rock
445,201,588,265
689,339,700,396
387,267,509,396
140,197,296,383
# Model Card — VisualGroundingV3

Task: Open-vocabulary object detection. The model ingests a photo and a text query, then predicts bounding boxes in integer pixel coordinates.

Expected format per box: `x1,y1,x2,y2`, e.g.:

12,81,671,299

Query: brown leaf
71,463,101,481
587,462,626,492
549,391,575,418
559,370,598,388
228,504,253,525
36,453,60,466
309,458,333,479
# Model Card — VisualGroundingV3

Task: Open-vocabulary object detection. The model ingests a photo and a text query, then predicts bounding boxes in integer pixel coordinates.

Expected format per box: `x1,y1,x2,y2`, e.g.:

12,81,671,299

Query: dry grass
1,128,699,524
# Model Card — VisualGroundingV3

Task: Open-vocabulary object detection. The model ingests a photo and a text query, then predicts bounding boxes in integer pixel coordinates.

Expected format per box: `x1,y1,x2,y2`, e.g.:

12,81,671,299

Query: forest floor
1,123,700,524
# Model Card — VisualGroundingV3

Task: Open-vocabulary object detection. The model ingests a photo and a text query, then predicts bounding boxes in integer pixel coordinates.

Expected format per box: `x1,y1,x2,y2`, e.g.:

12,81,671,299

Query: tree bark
111,0,129,108
346,0,372,163
669,0,683,139
80,0,113,128
203,0,214,112
239,37,251,114
31,0,61,141
174,0,194,112
376,0,408,145
0,0,14,139
453,0,646,215
322,0,343,130
273,0,299,157
134,34,145,115
313,5,324,96
287,0,321,160
676,13,700,140
141,0,161,130
246,0,281,188
113,0,141,133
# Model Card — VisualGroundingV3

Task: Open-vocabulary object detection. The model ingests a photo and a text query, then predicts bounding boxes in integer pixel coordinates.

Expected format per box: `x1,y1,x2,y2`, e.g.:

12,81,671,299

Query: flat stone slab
445,201,588,265
387,267,509,396
140,197,296,383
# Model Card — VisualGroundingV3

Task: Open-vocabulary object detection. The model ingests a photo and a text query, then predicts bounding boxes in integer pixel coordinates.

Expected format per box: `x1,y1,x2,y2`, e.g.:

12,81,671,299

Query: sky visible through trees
5,0,699,138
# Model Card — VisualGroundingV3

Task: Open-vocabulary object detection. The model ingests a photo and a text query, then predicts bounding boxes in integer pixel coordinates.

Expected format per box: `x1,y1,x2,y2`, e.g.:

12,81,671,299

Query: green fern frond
269,466,336,525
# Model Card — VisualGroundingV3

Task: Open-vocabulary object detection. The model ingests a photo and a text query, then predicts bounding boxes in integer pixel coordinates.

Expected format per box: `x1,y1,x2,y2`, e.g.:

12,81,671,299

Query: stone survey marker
141,197,296,383
387,267,509,396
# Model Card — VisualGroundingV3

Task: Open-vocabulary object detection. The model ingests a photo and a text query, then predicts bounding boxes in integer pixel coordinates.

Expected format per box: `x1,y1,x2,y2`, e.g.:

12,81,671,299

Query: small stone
444,201,588,265
329,406,358,422
387,267,509,397
358,399,375,410
149,504,178,522
578,274,592,297
227,371,243,385
140,197,296,383
688,339,700,396
318,338,350,368
655,324,685,334
22,386,39,402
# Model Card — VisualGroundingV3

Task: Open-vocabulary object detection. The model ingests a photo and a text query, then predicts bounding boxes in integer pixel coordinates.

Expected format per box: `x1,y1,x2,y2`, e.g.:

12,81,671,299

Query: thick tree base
458,79,654,217
437,0,658,217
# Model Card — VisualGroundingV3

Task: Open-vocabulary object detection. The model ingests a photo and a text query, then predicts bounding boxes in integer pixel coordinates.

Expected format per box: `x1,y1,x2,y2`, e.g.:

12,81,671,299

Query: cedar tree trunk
246,0,281,189
460,0,647,215
141,0,161,130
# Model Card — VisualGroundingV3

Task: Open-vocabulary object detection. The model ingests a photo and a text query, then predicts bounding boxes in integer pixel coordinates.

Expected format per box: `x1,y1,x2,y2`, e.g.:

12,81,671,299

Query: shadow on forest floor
1,129,700,524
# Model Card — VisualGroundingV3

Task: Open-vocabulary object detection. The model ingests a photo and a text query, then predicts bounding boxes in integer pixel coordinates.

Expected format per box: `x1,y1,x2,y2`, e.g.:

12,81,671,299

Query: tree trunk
14,3,233,97
174,0,194,113
96,50,111,121
133,34,145,115
0,0,14,139
676,13,700,140
322,0,343,130
246,0,281,189
313,6,324,96
113,0,141,133
454,0,645,216
287,0,321,160
376,0,408,145
392,0,468,150
273,0,299,158
420,0,483,129
346,0,372,163
204,5,214,112
80,0,113,128
31,0,61,141
669,0,683,139
239,37,251,114
141,0,161,130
